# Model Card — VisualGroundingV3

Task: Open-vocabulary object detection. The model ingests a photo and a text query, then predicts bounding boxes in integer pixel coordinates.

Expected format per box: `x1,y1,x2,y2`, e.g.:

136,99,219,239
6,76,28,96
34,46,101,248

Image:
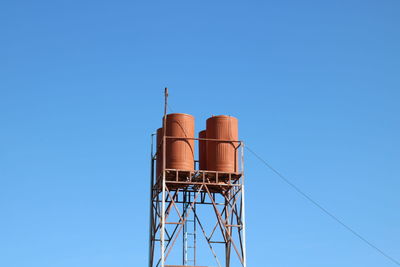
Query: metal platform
153,169,243,193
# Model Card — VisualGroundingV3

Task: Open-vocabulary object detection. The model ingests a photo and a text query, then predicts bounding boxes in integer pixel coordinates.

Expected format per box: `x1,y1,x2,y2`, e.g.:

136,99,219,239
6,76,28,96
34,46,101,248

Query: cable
167,104,174,113
245,145,400,266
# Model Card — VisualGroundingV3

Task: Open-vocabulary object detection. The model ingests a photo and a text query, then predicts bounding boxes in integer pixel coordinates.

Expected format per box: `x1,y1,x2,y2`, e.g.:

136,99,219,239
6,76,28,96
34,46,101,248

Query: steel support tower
148,89,247,267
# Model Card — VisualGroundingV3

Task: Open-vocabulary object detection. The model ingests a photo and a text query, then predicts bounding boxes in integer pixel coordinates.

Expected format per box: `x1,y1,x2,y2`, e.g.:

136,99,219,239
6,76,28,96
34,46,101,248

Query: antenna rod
164,87,168,118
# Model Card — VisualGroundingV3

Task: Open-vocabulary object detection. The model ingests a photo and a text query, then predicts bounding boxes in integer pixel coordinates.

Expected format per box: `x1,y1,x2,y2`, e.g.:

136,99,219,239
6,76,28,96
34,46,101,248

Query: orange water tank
198,130,207,170
165,113,195,171
156,127,163,178
206,115,238,173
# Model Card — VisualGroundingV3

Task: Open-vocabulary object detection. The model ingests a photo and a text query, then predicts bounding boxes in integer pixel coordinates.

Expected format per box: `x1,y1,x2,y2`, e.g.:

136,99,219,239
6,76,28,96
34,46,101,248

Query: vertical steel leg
225,192,232,267
161,172,166,267
241,143,247,267
183,190,187,265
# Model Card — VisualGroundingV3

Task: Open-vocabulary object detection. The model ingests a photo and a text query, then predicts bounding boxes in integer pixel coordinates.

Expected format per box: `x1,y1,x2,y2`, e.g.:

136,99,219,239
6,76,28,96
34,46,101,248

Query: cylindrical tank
165,113,195,171
206,115,238,173
156,127,163,178
198,130,207,170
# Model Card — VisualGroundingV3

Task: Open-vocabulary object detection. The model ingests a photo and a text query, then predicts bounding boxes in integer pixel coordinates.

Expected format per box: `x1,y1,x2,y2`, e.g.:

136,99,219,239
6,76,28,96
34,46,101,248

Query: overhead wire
166,99,398,265
245,145,400,266
167,104,174,113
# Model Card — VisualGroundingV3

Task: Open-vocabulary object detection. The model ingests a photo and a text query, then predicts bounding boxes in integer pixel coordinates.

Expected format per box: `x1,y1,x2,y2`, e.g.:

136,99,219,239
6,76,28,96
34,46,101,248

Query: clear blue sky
1,0,399,266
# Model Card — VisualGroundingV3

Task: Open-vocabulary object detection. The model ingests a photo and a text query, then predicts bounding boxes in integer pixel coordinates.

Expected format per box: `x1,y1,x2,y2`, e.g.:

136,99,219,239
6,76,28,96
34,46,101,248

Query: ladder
183,191,196,266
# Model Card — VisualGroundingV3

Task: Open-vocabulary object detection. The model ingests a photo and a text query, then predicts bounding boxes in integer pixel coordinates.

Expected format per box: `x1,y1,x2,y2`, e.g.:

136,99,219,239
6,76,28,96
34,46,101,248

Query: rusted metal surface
165,113,195,171
198,130,207,170
206,115,239,173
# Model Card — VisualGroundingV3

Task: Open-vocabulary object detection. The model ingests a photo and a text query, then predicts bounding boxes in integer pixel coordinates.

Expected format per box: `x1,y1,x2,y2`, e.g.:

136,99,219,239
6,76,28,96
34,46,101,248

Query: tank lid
207,115,237,120
166,113,194,118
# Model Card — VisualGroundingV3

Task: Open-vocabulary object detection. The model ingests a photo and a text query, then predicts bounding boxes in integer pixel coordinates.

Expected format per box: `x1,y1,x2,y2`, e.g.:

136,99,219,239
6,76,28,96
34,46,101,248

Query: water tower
148,89,247,267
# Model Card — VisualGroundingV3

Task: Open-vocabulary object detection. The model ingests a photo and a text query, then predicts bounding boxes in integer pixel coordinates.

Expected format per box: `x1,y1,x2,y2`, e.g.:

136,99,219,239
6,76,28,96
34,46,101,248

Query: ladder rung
226,224,241,227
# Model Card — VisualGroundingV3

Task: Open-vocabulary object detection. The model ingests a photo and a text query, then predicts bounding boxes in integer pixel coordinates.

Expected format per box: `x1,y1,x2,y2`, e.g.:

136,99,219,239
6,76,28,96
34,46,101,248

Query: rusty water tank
156,127,163,178
206,115,238,173
198,130,207,170
165,113,195,171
